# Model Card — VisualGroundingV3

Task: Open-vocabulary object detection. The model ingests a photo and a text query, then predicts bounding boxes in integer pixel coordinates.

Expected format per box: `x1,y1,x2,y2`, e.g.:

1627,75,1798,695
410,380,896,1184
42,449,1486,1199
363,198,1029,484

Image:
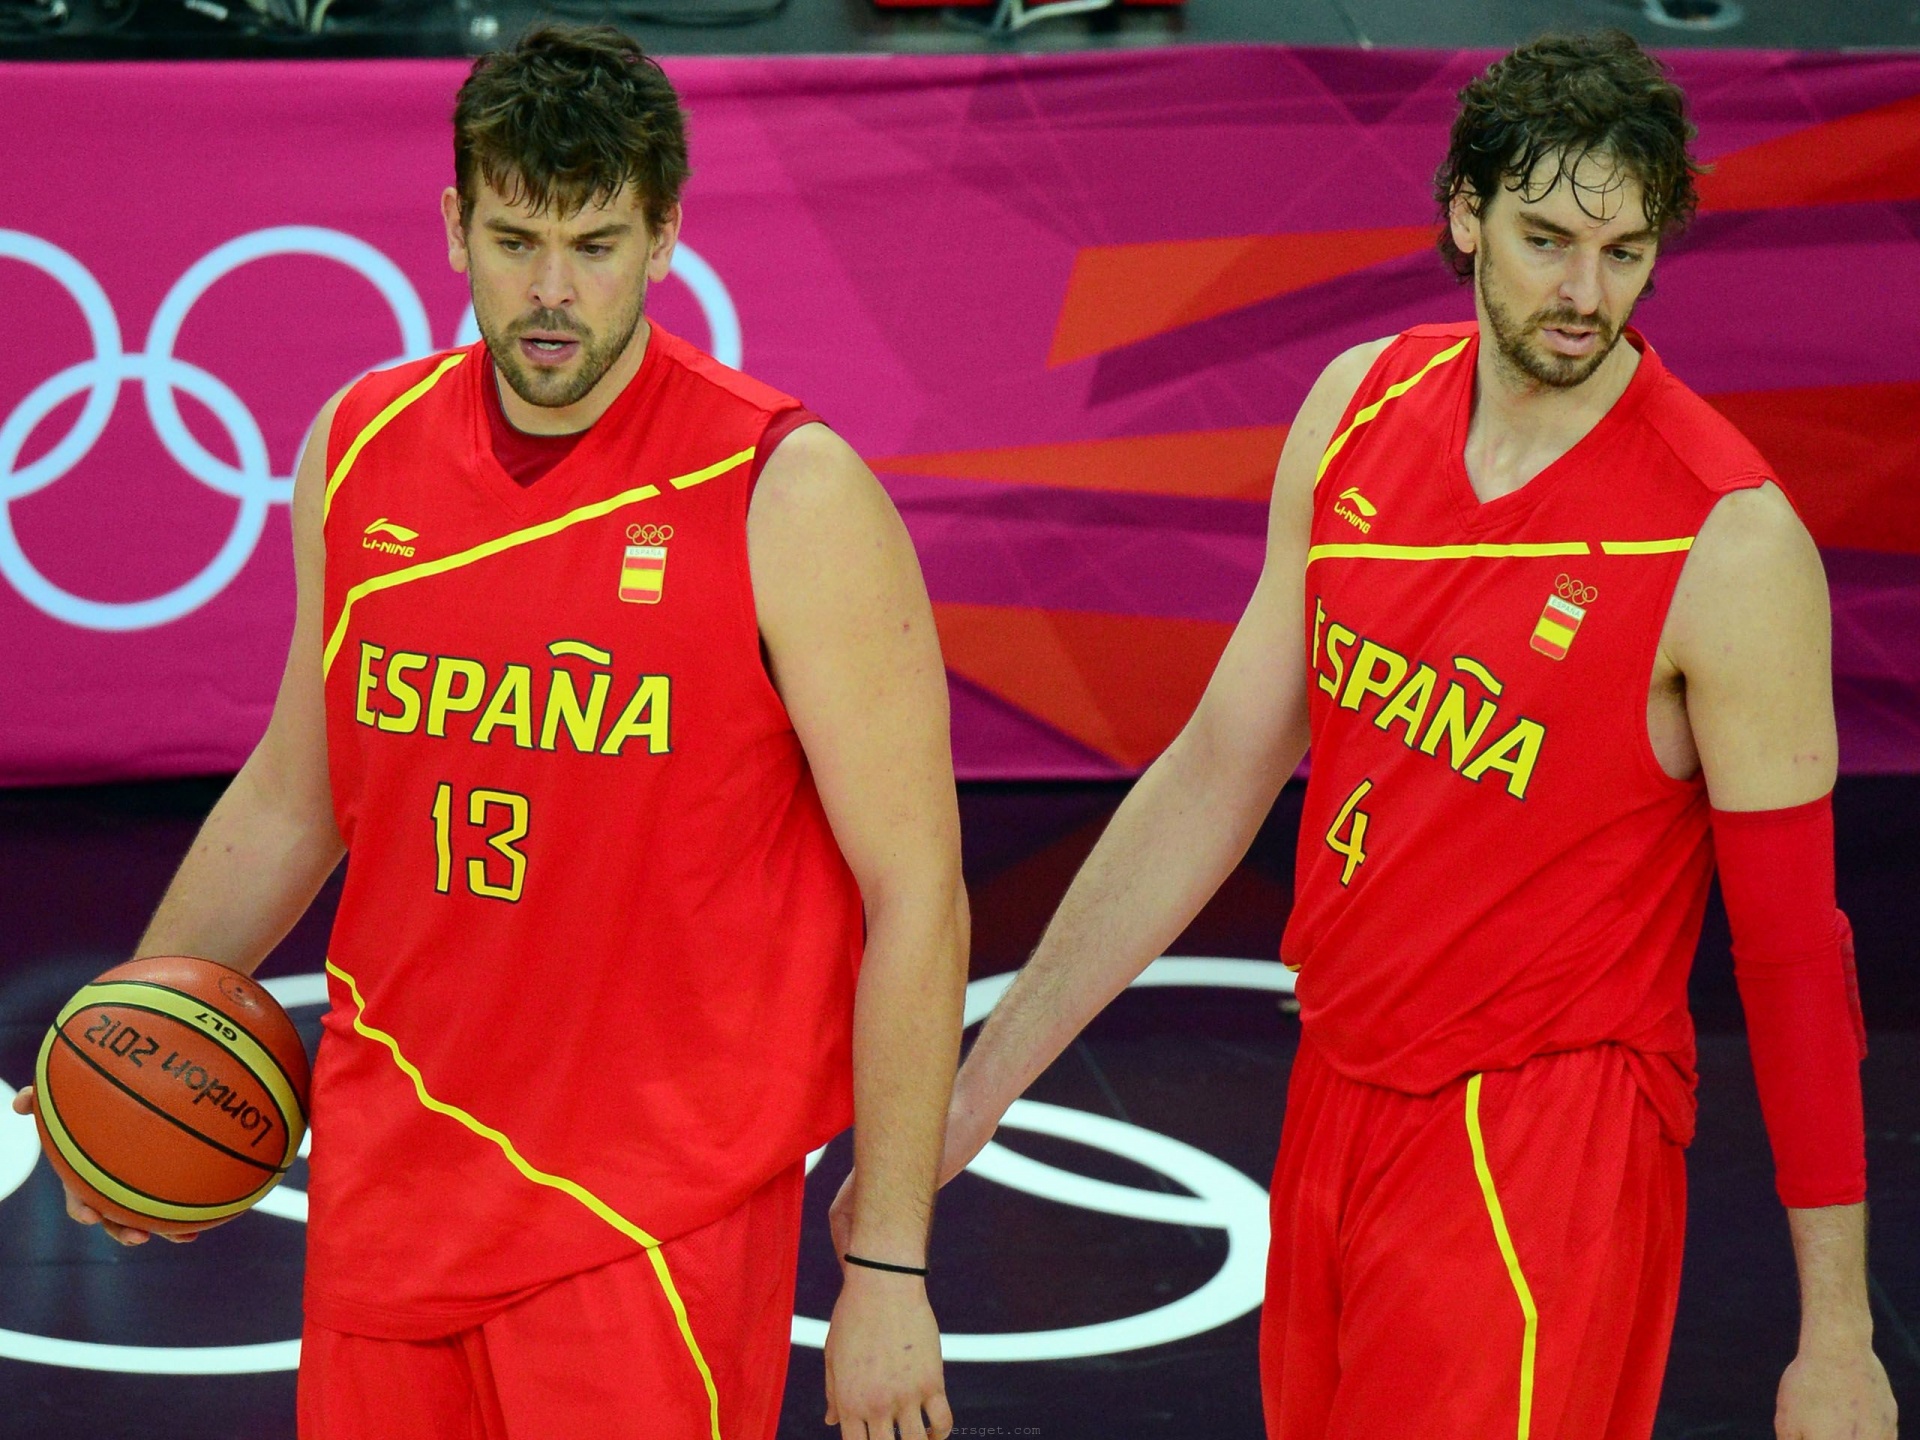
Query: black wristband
843,1252,928,1277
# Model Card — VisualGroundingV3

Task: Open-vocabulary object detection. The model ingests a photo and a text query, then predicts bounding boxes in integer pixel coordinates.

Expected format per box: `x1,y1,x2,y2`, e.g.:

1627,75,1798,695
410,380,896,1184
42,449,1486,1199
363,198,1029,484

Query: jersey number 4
1324,779,1373,887
432,782,529,903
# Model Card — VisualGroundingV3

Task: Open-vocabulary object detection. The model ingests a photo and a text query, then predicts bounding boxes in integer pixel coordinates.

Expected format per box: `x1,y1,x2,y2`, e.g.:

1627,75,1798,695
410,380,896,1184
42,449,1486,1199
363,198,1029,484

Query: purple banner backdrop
2,49,1917,785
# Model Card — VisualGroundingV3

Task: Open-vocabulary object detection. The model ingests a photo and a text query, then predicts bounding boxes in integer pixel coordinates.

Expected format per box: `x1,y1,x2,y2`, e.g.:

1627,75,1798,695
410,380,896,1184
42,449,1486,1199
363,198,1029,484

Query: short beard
1476,245,1630,391
481,285,647,411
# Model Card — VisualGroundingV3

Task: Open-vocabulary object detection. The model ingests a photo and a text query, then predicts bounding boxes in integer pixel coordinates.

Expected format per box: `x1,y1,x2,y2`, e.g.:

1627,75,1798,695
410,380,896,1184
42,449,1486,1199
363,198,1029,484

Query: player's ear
1448,182,1481,259
646,203,681,285
442,186,471,276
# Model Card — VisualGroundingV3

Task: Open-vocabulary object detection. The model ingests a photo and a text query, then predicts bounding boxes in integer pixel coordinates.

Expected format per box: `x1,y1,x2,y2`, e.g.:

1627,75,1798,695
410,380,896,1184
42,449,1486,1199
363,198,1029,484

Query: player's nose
1558,248,1604,313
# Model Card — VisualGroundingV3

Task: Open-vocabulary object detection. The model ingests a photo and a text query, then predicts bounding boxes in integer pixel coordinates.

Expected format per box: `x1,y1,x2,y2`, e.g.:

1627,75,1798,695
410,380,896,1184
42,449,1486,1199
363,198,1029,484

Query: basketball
31,955,312,1237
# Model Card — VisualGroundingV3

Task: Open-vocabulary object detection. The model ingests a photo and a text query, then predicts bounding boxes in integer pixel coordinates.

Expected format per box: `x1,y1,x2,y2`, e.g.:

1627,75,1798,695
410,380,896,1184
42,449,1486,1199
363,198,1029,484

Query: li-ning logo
362,518,418,558
1531,573,1597,660
1333,487,1377,534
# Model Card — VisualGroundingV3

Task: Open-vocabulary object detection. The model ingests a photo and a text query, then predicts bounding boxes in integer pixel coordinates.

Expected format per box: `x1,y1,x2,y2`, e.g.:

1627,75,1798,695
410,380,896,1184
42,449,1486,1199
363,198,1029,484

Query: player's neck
1462,330,1641,504
494,319,652,437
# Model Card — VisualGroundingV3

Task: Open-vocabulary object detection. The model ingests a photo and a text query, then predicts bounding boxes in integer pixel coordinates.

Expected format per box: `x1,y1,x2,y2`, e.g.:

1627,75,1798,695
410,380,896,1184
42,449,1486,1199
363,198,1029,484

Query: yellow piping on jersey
324,959,725,1440
1601,537,1694,555
1315,337,1471,487
1466,1073,1538,1440
1307,541,1590,564
323,353,468,520
320,447,754,678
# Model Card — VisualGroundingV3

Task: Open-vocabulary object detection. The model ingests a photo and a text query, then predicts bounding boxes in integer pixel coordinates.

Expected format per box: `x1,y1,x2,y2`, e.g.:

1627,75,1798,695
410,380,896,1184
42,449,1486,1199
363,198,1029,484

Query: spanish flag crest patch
1531,574,1596,660
620,523,672,604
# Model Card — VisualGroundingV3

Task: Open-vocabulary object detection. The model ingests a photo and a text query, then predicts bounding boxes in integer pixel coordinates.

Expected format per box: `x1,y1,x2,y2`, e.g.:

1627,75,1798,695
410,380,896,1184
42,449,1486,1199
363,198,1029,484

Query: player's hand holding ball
16,955,311,1248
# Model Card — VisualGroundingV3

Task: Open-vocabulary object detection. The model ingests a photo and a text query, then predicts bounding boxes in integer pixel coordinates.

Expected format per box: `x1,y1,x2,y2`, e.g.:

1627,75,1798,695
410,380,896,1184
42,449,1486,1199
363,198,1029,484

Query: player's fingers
924,1392,954,1440
8,1086,33,1115
823,1351,838,1426
837,1417,868,1440
101,1220,149,1246
896,1403,929,1440
63,1189,101,1226
161,1229,199,1244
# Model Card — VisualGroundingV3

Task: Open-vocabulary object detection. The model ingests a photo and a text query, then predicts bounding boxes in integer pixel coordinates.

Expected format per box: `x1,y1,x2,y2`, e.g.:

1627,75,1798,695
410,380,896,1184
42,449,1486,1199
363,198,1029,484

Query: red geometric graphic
1047,227,1433,367
1695,91,1920,212
932,602,1234,768
877,425,1288,503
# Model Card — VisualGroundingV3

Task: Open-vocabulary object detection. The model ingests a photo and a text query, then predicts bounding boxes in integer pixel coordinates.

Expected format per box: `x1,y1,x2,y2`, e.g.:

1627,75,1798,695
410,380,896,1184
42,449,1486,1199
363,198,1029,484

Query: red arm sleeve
1710,794,1868,1209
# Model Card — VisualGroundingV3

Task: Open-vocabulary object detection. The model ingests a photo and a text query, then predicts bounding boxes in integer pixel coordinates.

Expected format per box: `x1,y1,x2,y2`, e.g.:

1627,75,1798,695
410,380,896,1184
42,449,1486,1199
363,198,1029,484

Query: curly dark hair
1434,30,1703,281
453,24,690,232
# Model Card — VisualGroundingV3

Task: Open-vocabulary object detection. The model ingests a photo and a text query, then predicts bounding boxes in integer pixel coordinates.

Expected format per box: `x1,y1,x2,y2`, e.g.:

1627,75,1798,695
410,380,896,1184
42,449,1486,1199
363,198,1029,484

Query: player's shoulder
650,325,798,418
1634,349,1774,499
1324,322,1473,406
1294,324,1468,449
331,346,475,438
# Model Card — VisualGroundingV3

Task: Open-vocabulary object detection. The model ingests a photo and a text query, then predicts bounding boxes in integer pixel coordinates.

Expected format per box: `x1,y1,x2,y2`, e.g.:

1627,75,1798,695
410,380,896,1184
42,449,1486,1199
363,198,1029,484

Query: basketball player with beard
18,25,964,1440
843,32,1898,1440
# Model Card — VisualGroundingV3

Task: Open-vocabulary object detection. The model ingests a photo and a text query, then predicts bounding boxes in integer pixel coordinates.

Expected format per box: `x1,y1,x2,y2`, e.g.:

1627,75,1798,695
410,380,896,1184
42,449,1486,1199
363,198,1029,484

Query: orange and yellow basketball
32,955,311,1236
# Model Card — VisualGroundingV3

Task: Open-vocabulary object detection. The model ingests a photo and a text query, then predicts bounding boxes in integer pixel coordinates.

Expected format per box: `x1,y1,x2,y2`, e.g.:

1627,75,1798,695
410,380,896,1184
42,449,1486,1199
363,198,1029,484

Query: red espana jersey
309,327,863,1338
1282,324,1769,1140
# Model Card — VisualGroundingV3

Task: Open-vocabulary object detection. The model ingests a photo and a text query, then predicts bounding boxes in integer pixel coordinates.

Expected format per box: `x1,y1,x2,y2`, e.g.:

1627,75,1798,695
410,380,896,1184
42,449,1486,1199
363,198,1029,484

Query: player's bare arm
11,390,347,1246
929,337,1387,1182
750,422,967,1440
135,393,347,970
1664,483,1896,1440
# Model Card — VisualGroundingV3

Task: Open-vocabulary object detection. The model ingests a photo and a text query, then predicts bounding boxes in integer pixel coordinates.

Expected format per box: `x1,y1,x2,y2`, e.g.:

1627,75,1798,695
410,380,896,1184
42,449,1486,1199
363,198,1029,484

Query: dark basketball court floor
0,775,1915,1439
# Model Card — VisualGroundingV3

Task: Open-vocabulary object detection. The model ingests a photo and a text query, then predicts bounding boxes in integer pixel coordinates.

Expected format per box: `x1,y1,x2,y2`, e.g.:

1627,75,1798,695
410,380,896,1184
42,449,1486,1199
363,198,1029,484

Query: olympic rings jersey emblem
626,523,674,546
0,226,740,633
1555,573,1598,606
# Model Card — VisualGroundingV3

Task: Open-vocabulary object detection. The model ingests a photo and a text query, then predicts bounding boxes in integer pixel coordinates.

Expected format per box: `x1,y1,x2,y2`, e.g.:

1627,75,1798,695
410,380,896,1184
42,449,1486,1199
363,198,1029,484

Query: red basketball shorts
297,1160,806,1440
1261,1039,1686,1440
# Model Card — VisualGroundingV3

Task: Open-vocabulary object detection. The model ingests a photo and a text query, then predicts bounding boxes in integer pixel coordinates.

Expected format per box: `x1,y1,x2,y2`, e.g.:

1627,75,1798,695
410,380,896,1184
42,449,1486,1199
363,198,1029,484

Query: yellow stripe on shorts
1465,1073,1539,1440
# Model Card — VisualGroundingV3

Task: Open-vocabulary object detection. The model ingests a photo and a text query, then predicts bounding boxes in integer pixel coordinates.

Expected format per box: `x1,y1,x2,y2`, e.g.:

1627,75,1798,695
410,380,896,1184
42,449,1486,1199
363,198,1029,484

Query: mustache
510,311,588,339
1530,309,1612,334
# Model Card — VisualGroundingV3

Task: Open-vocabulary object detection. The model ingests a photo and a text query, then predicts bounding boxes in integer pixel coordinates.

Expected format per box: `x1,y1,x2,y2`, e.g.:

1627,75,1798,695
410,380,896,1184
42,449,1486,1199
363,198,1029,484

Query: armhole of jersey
747,406,825,500
1312,334,1415,515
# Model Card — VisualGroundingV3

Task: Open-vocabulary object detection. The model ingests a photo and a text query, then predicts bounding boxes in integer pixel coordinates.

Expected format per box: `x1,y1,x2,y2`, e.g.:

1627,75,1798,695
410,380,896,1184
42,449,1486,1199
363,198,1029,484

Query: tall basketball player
845,32,1897,1440
14,25,964,1440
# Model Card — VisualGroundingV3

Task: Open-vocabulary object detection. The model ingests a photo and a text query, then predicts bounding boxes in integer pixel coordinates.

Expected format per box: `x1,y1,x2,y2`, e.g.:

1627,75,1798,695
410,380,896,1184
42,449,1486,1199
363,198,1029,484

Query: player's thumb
8,1086,34,1115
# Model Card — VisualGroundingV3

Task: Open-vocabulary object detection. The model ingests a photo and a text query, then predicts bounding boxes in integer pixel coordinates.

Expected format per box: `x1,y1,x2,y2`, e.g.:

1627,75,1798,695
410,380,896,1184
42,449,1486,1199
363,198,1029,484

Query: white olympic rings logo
0,227,740,633
0,956,1290,1374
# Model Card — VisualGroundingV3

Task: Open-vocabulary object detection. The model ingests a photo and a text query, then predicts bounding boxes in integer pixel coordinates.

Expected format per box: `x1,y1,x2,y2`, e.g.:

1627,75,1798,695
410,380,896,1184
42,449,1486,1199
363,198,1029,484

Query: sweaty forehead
1506,148,1652,234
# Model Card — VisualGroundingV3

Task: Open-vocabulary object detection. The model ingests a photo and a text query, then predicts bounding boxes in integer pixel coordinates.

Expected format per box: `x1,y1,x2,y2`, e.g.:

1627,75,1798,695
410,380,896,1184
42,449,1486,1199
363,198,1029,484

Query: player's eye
577,244,611,257
1526,234,1561,250
1609,248,1643,264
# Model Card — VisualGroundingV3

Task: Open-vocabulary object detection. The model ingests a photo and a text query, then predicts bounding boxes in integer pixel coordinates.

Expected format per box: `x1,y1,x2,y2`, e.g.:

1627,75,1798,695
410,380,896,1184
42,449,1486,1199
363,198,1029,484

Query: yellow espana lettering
1340,640,1409,712
1461,718,1546,799
426,658,487,738
1310,596,1327,676
599,676,671,756
1375,663,1437,744
1320,623,1356,699
380,653,428,734
1418,682,1497,770
540,670,613,753
473,664,534,749
355,643,384,727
